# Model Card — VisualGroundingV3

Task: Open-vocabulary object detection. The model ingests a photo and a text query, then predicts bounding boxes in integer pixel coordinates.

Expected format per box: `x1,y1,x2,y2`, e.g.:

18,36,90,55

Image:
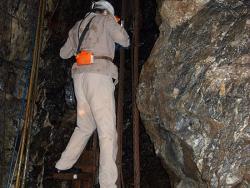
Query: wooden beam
117,0,127,187
132,0,140,186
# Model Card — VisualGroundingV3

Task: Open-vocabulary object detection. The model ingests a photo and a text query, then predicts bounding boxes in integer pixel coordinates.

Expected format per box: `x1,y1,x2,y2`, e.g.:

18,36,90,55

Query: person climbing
55,1,130,188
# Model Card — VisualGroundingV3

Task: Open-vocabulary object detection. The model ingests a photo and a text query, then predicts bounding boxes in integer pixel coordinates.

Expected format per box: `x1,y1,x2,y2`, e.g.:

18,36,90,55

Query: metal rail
116,0,127,187
132,0,140,186
14,0,46,187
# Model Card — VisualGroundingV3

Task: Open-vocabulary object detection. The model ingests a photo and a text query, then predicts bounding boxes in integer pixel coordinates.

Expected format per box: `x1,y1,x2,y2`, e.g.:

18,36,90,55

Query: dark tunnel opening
27,0,171,187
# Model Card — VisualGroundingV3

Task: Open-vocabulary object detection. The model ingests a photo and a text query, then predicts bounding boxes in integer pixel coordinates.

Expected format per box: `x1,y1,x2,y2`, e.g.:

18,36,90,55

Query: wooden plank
132,0,141,186
52,172,92,181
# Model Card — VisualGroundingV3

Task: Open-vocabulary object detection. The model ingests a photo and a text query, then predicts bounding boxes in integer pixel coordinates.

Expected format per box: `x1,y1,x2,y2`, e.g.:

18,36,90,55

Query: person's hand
115,16,120,23
114,16,124,27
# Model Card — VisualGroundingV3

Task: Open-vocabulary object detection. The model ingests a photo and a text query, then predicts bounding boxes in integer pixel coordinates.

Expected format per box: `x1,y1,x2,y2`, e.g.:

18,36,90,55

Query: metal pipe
15,0,46,187
132,0,140,186
21,1,46,187
116,0,127,187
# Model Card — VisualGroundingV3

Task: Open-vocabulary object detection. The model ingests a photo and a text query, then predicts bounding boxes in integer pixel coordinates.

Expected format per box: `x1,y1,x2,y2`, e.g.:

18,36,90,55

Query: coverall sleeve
106,16,130,47
59,22,79,59
59,36,74,59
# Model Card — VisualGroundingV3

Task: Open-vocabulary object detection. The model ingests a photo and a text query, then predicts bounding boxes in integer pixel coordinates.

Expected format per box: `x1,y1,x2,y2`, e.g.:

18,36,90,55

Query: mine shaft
0,0,249,188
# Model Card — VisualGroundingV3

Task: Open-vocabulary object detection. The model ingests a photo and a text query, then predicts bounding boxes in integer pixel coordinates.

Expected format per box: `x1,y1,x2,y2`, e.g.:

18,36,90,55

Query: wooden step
52,172,92,180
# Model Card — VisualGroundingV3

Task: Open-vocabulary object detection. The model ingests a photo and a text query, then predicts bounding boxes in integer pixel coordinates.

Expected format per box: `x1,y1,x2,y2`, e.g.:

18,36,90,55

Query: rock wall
0,0,58,187
0,1,39,187
137,0,250,187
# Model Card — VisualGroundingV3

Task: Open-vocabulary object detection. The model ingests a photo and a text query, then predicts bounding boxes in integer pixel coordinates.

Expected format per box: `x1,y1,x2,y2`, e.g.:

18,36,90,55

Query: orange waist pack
75,16,95,65
75,50,94,65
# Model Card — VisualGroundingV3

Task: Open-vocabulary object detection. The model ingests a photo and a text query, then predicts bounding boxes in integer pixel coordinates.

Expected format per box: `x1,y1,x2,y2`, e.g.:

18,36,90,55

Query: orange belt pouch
75,50,94,65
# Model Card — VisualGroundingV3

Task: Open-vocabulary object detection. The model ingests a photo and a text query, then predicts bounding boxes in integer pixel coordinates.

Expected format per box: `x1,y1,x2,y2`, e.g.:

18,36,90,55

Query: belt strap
94,56,113,62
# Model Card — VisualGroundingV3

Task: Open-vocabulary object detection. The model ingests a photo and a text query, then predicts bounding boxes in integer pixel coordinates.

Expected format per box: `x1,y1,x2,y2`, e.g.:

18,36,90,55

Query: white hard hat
92,0,115,15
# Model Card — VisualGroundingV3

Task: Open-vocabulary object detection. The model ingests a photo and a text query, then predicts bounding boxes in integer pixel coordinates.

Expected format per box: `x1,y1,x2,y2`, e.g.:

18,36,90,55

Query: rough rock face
0,0,60,186
0,1,39,187
138,0,250,187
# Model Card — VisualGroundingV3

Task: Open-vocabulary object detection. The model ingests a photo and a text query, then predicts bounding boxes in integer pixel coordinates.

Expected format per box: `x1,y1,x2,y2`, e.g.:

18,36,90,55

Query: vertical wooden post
132,0,140,186
116,0,126,187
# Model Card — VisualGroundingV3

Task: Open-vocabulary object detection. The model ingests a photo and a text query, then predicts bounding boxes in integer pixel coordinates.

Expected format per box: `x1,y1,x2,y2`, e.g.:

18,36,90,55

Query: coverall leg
55,72,118,188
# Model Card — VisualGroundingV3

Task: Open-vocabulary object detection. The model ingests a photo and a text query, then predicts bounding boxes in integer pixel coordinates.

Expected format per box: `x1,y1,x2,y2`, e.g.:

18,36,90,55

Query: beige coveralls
55,12,129,188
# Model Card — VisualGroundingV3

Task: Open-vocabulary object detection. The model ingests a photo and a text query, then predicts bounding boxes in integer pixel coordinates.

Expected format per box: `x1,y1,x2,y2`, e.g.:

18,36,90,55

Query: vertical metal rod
15,0,46,187
132,0,140,186
21,1,46,187
117,0,127,187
